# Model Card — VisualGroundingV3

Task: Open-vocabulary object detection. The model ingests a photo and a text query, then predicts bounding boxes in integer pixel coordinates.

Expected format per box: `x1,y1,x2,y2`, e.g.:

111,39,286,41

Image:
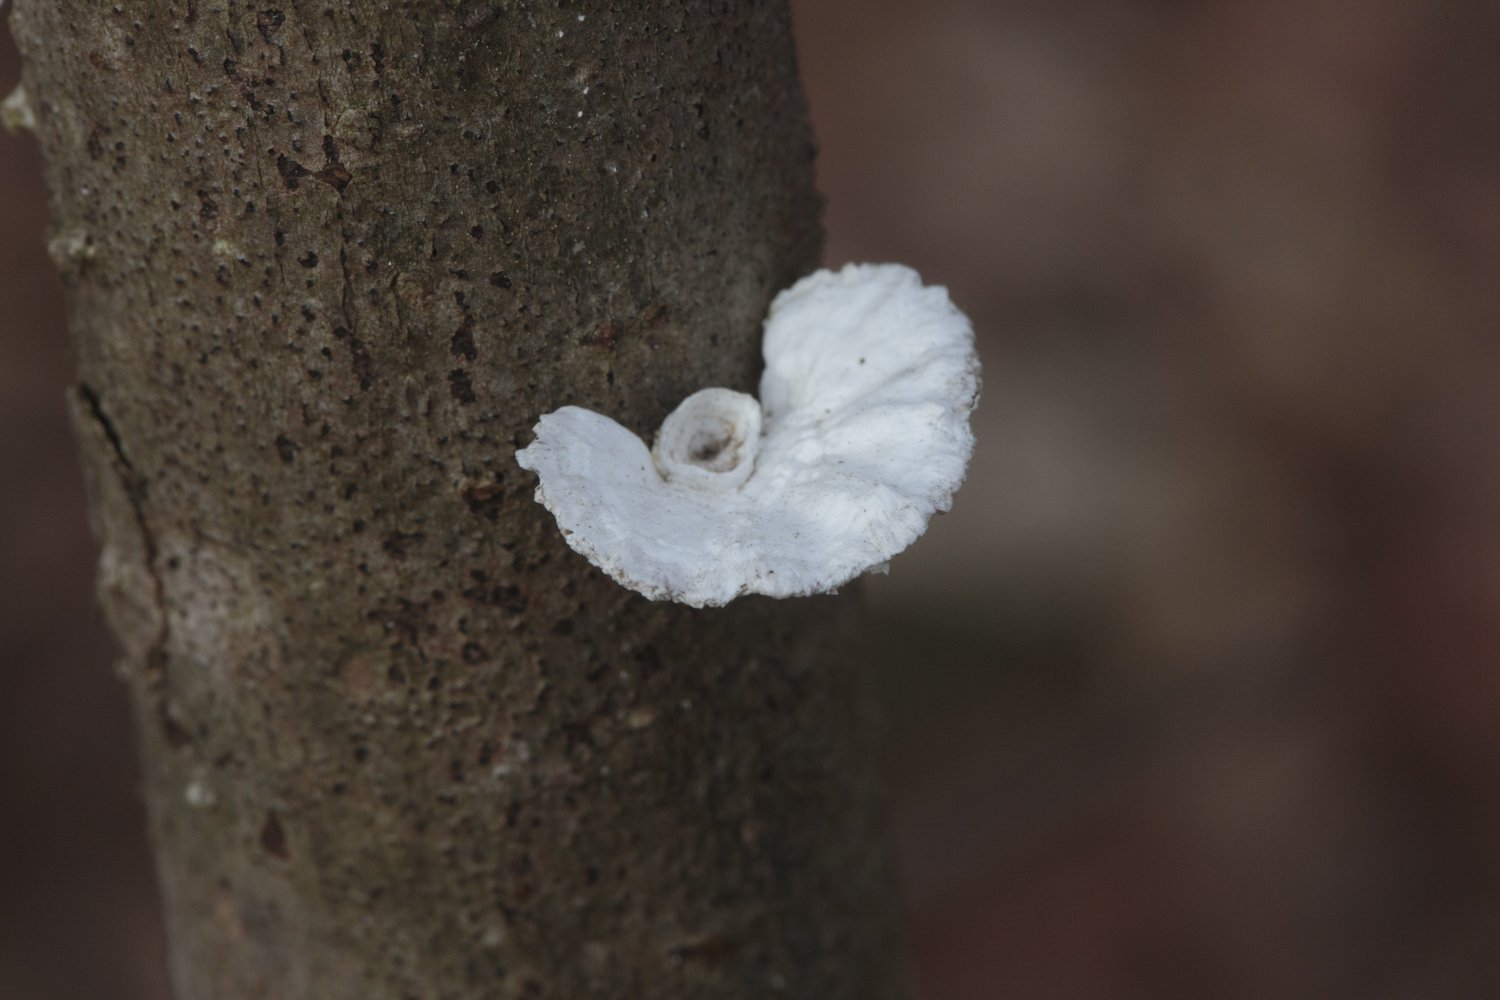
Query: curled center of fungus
652,388,762,490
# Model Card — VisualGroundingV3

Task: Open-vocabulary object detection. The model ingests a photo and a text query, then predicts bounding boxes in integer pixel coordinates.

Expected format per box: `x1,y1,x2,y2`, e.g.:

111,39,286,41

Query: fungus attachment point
515,263,980,608
652,388,761,490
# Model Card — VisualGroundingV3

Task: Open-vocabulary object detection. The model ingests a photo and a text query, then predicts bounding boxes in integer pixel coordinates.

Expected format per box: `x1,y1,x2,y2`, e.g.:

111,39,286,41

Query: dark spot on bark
450,320,476,360
560,723,594,754
88,50,109,70
256,9,286,44
488,270,511,289
462,576,528,614
314,134,352,191
365,597,432,652
274,433,299,463
668,933,734,966
448,369,476,403
348,335,373,390
469,225,484,239
160,707,194,749
510,855,536,902
382,531,426,559
551,618,574,636
461,642,488,664
316,163,353,191
478,741,496,766
276,153,309,190
641,301,669,328
198,191,219,220
260,811,289,858
299,250,319,268
502,586,529,614
386,665,405,684
369,42,385,75
354,745,370,762
461,480,505,521
635,643,662,678
582,321,621,349
274,230,285,246
449,759,465,782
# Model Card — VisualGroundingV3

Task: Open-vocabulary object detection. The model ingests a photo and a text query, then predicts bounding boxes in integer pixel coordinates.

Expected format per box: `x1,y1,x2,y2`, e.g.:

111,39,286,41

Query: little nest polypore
514,262,980,608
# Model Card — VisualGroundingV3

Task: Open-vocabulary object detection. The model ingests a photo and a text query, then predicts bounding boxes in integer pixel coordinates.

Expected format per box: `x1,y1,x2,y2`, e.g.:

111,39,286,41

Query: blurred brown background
5,2,1500,997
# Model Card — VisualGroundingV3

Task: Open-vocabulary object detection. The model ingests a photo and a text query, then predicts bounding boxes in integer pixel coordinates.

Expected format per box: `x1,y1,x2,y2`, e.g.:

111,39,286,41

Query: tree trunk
12,2,910,997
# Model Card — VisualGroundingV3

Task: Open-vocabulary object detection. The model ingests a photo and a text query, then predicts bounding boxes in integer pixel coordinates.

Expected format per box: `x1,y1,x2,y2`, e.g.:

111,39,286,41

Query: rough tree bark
12,2,910,998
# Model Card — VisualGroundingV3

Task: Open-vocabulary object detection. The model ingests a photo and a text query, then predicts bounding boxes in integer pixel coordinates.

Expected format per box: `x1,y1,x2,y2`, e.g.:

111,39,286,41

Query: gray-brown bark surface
12,2,910,997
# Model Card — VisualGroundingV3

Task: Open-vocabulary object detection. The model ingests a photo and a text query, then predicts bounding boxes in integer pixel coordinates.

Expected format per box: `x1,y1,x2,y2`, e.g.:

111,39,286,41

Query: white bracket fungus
515,262,980,608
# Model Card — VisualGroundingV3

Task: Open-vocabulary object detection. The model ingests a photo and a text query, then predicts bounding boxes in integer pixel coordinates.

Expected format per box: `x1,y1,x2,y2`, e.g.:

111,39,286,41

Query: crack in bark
74,382,174,703
336,216,358,343
77,381,137,474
